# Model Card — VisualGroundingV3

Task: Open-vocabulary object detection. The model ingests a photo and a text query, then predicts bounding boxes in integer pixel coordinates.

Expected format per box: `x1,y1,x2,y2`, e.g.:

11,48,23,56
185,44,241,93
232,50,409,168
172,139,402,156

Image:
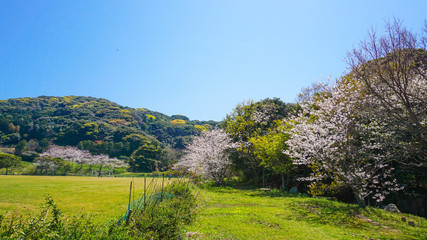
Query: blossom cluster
39,145,128,171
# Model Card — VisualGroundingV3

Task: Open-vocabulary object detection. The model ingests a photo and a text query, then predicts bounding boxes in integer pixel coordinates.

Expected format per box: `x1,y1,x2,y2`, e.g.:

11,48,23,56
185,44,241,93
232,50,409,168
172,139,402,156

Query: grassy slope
1,176,426,239
187,185,427,240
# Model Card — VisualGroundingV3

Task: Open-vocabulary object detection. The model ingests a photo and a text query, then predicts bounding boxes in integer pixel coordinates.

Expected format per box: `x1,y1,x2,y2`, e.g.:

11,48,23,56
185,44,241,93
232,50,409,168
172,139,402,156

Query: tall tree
223,98,296,185
250,120,295,191
347,18,427,164
286,77,402,208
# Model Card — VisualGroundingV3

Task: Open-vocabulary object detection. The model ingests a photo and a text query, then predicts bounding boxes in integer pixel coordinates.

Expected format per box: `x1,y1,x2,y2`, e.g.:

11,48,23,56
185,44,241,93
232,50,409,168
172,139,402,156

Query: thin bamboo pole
143,176,146,211
126,181,133,225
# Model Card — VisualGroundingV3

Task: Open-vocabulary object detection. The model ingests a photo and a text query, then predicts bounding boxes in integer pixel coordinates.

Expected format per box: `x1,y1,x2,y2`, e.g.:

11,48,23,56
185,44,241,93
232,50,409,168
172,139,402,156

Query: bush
127,182,200,239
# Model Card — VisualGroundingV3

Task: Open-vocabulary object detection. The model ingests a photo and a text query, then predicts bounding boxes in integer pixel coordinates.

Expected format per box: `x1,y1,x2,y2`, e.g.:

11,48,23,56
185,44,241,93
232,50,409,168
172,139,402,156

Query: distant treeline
0,96,218,170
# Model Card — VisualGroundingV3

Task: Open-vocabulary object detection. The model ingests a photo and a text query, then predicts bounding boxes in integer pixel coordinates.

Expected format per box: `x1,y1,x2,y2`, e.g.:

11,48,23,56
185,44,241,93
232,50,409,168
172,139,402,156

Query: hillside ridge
0,95,219,162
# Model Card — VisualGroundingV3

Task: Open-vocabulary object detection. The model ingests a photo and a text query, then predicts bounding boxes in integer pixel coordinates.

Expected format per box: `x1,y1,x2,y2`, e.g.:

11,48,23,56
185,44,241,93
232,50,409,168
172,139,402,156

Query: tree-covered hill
0,96,218,162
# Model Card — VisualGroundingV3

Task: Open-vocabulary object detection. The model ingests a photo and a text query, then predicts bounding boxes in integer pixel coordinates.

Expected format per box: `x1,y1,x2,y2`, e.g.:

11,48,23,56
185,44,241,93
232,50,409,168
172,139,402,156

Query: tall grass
125,178,201,239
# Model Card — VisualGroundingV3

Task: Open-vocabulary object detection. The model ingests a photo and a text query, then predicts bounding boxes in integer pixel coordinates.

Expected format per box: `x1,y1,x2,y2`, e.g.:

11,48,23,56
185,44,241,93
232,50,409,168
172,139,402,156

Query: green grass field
1,176,426,239
0,175,173,222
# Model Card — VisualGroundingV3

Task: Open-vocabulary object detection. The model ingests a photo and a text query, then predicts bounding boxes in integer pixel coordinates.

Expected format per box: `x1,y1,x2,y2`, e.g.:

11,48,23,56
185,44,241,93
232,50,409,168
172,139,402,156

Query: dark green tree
130,140,165,172
14,139,28,155
222,98,297,186
38,138,50,152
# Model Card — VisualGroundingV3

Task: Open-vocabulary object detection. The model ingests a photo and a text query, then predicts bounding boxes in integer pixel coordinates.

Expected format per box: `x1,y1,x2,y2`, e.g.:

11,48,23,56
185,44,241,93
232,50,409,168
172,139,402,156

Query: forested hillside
0,96,218,165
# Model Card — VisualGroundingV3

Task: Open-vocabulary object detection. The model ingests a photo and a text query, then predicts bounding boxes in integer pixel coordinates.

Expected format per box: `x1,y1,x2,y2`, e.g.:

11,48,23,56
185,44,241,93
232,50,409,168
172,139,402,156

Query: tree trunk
98,166,103,178
354,192,366,208
262,167,265,188
281,174,285,192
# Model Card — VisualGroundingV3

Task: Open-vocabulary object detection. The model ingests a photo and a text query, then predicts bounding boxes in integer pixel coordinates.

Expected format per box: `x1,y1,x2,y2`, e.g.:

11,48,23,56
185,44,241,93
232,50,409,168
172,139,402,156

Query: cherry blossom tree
41,145,92,168
175,128,237,185
41,145,128,176
347,18,427,164
286,78,402,207
89,154,128,177
105,157,129,175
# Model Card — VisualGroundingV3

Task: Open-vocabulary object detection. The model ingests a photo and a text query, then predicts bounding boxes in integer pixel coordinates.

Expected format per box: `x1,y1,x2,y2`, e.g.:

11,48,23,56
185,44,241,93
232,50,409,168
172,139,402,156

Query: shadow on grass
201,182,375,230
199,182,257,193
253,190,372,230
288,199,362,225
199,182,427,239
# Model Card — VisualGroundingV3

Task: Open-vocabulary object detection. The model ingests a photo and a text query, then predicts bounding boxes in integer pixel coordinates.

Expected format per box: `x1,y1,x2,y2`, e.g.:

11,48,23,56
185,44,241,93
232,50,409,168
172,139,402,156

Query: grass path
187,185,427,240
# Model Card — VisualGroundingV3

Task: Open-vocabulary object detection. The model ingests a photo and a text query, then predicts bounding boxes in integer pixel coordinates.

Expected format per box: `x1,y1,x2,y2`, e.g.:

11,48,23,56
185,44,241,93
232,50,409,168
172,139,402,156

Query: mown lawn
1,176,426,239
186,185,427,240
0,175,172,222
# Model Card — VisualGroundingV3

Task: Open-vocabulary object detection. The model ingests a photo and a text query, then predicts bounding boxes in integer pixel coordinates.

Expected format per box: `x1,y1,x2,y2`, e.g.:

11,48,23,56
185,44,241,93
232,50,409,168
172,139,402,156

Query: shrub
127,182,200,239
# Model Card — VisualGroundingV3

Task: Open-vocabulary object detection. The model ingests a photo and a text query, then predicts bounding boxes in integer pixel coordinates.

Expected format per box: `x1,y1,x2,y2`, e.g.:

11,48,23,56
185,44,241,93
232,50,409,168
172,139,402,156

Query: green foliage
170,119,186,125
171,115,190,121
250,121,291,173
14,139,27,155
146,114,156,121
222,98,298,186
1,133,21,145
130,140,165,172
20,151,39,162
194,124,208,132
81,122,99,139
250,121,297,190
0,152,21,174
122,134,148,152
0,196,132,239
127,182,200,239
39,138,50,152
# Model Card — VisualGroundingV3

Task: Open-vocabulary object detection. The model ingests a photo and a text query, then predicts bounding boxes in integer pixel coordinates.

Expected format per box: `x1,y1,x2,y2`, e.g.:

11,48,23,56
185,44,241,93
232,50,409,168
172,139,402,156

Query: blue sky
1,1,426,121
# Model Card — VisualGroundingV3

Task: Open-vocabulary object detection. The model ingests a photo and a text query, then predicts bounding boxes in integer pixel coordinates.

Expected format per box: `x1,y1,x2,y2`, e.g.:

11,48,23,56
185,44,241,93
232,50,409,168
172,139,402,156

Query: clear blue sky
1,1,426,121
